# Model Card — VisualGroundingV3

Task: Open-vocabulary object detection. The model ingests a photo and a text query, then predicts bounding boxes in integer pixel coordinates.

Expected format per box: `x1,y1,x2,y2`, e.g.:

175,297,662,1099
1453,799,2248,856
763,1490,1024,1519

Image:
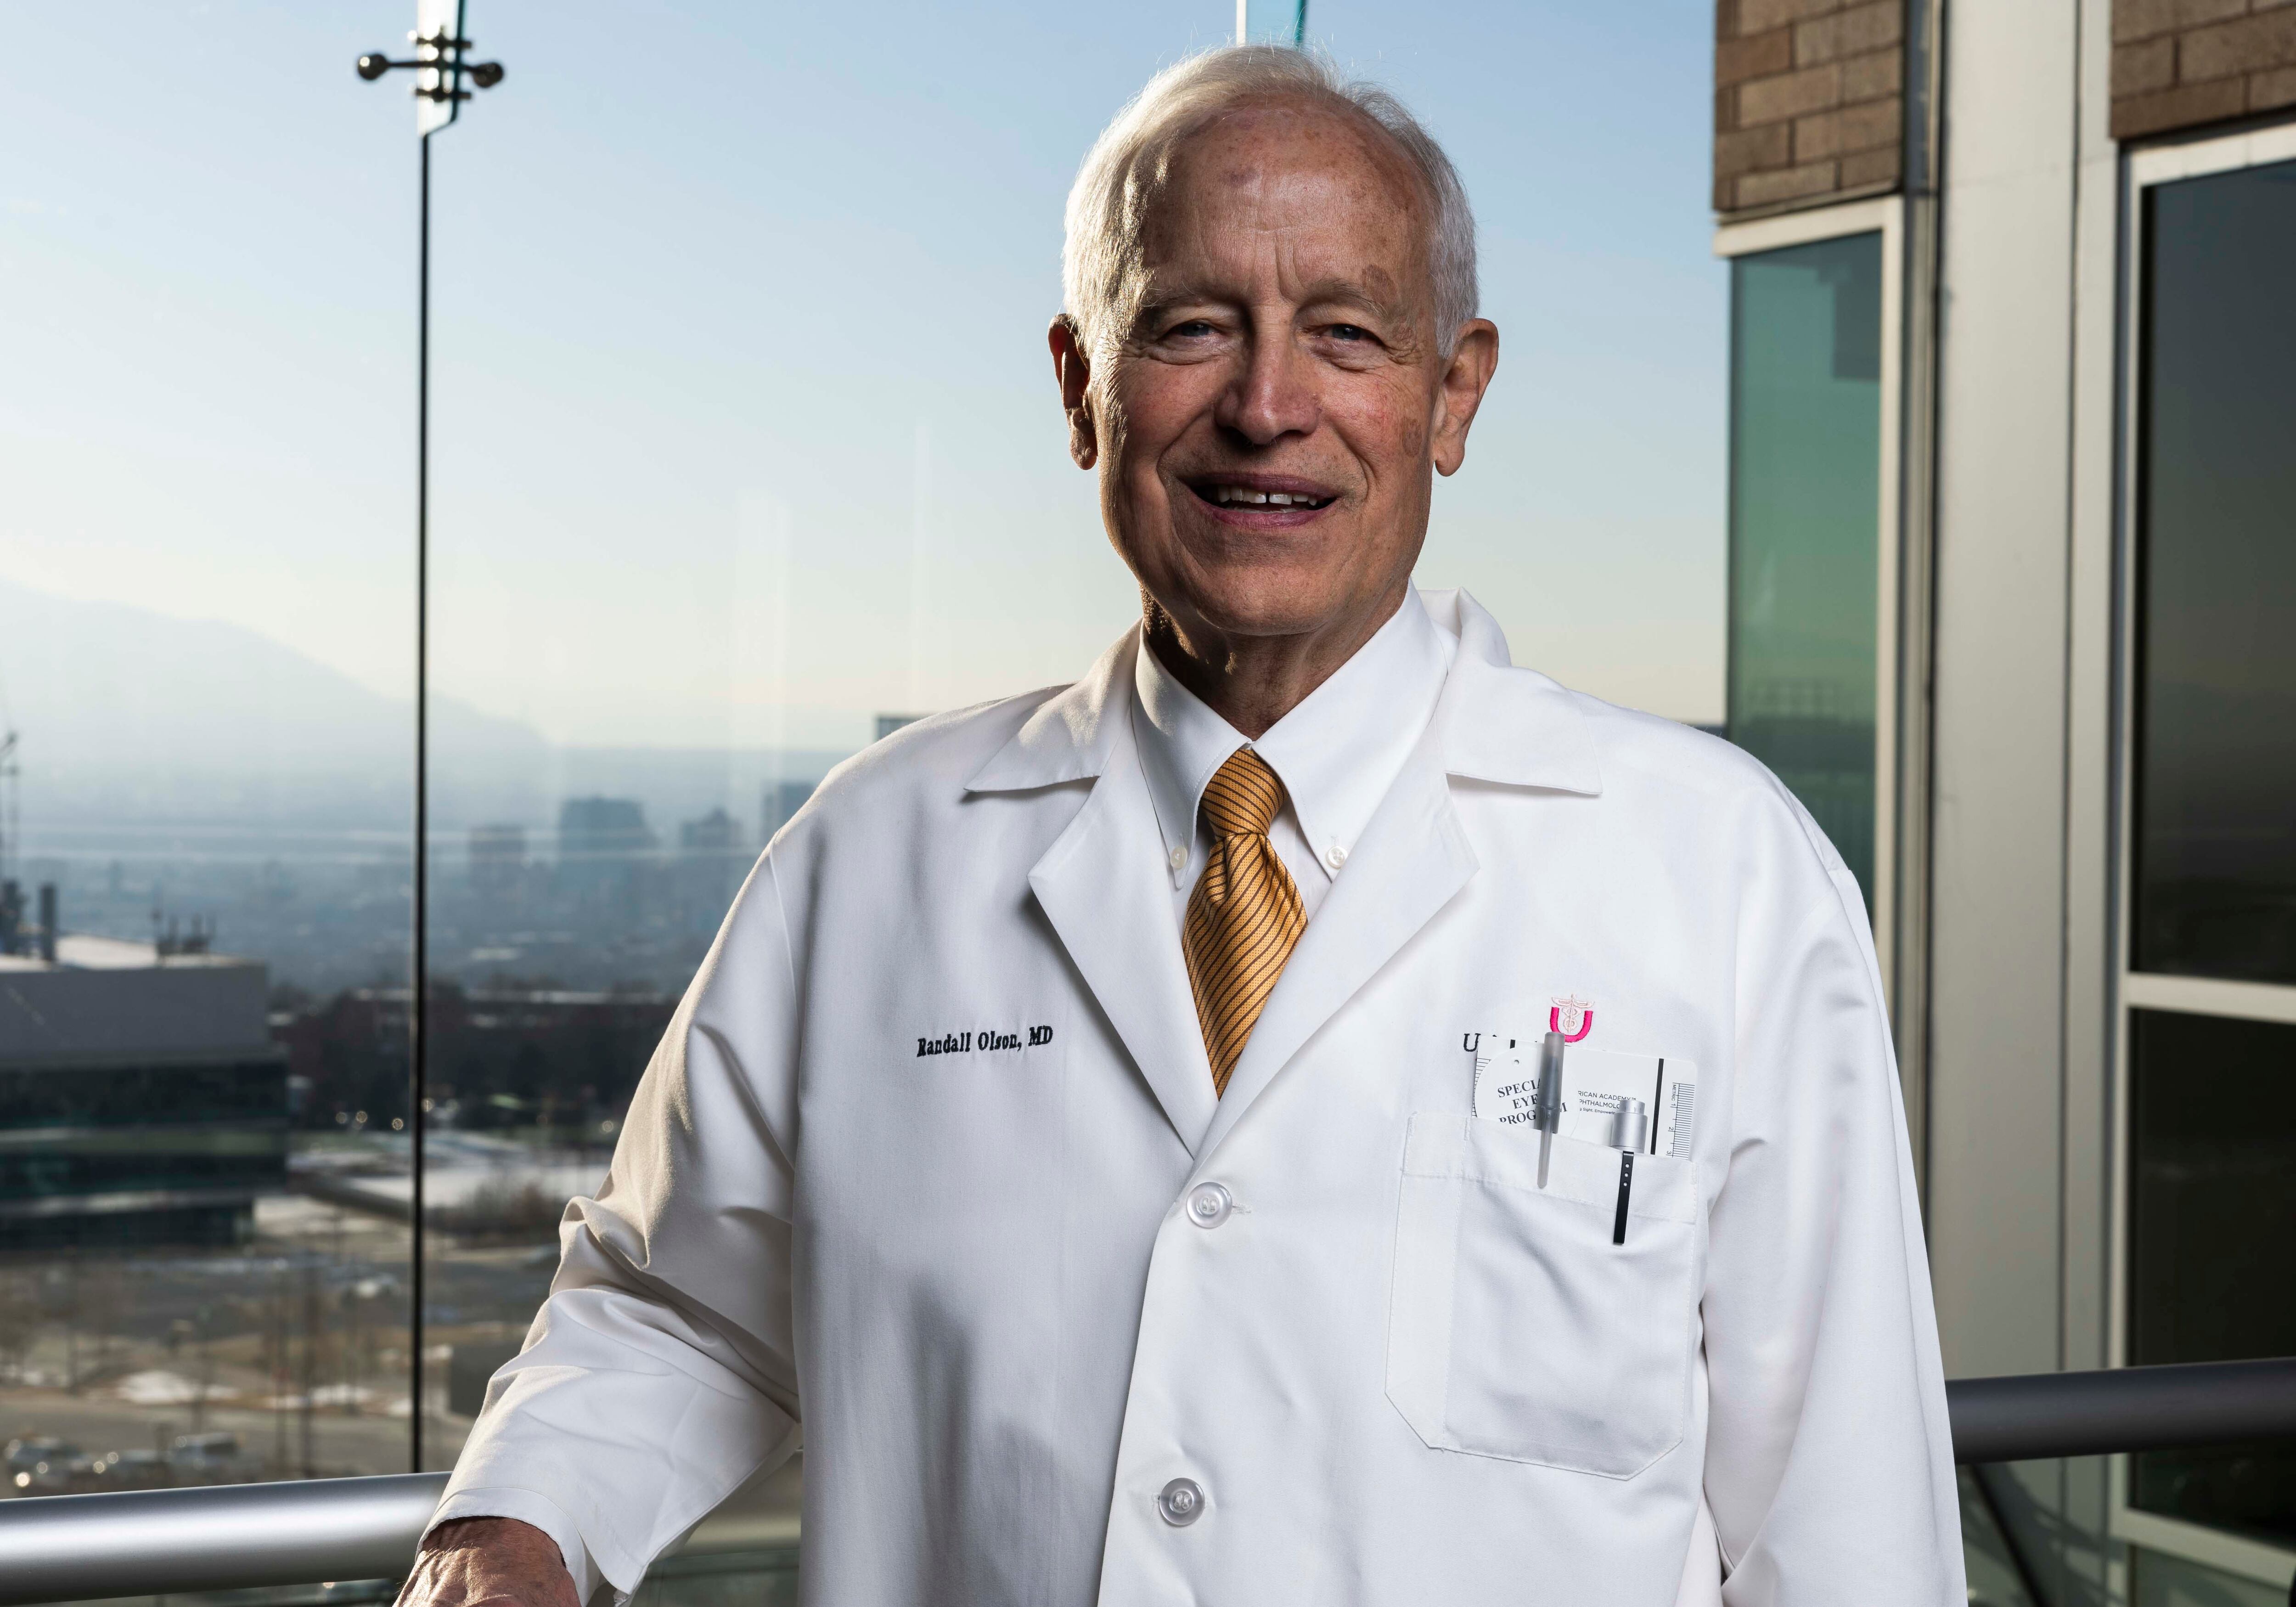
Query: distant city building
676,808,743,857
0,879,28,956
468,823,528,903
760,779,816,843
0,924,287,1249
874,713,923,741
555,797,654,903
674,808,748,933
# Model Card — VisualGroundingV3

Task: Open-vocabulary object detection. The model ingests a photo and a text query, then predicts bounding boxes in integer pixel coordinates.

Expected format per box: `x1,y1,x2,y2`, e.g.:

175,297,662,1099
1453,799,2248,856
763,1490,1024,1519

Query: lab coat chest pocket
1385,1113,1699,1478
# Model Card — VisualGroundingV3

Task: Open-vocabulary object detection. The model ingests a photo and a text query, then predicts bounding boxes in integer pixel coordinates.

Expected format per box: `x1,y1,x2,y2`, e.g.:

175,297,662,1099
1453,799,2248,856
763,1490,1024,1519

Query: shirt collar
1130,589,1455,883
966,587,1599,801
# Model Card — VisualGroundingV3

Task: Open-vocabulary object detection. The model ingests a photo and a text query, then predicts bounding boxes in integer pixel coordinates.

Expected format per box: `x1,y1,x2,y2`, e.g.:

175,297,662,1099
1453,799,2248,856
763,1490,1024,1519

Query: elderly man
405,46,1963,1607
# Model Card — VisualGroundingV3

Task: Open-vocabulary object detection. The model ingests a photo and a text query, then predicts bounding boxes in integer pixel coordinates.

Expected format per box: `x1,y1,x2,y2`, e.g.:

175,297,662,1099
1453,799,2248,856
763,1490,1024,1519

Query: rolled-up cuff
426,1485,608,1607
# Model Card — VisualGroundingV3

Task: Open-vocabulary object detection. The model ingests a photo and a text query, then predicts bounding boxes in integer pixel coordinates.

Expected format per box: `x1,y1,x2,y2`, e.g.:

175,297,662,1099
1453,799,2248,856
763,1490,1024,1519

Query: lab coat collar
1421,587,1603,797
965,628,1136,794
967,589,1601,800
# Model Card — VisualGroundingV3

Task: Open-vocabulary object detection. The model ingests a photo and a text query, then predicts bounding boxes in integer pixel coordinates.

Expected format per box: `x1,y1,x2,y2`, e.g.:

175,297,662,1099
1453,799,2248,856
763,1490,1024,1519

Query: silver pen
1610,1097,1648,1244
1535,1030,1566,1188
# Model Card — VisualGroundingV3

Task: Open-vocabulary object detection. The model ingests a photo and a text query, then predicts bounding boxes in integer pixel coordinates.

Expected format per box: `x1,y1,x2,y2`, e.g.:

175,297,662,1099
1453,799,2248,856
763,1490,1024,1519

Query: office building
674,808,748,933
554,797,654,905
761,778,816,842
0,927,288,1248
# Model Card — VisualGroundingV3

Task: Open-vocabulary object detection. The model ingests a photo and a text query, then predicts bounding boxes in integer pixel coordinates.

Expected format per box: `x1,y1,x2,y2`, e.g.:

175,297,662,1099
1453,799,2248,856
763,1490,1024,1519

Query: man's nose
1215,332,1320,445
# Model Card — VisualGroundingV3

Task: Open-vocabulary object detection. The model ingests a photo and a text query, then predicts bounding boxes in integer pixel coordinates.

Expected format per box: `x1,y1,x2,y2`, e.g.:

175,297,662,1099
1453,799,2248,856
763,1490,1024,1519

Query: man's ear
1431,319,1499,477
1048,315,1098,471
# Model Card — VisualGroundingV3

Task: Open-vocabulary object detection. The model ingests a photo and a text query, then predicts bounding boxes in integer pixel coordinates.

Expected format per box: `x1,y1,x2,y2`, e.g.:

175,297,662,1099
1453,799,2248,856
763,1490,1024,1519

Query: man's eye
1168,320,1216,338
1328,324,1372,342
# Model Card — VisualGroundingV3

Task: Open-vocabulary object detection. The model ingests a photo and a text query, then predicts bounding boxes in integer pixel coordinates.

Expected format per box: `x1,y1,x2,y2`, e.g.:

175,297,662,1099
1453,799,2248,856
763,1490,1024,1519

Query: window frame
2106,116,2296,1595
1712,196,1906,1006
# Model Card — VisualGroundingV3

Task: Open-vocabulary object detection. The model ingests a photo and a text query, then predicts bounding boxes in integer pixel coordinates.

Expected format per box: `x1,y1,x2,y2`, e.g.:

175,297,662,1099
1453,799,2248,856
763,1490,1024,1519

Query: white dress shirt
1131,588,1456,926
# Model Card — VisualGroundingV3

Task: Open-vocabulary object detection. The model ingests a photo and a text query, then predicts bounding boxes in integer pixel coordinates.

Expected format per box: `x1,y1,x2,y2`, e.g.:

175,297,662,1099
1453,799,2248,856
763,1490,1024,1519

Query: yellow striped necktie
1183,747,1307,1097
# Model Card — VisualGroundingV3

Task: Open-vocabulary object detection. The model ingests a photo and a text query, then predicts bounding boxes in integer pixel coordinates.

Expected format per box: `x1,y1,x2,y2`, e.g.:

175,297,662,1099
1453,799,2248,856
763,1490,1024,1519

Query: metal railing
1,1359,2292,1606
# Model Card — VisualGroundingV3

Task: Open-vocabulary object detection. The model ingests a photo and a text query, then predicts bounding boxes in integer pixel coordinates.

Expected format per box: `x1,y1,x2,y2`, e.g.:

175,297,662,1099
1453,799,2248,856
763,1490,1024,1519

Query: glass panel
630,1549,800,1607
11,0,1729,1563
1958,1468,2043,1607
1,12,414,1487
2131,1546,2293,1607
2133,158,2296,983
410,1,1731,1482
2128,1008,2296,1547
1727,233,1884,909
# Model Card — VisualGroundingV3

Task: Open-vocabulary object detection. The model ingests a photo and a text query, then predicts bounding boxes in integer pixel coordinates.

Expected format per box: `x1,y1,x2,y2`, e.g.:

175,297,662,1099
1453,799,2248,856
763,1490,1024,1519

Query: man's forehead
1135,101,1426,286
1159,100,1420,215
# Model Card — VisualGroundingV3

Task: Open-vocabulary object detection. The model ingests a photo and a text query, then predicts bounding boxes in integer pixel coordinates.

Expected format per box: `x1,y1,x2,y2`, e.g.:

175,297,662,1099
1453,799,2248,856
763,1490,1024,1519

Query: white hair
1061,45,1480,367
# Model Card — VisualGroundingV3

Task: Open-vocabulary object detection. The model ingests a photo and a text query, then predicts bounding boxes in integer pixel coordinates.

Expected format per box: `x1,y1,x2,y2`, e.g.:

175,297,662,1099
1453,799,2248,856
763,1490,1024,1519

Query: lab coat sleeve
1699,813,1964,1605
431,855,805,1601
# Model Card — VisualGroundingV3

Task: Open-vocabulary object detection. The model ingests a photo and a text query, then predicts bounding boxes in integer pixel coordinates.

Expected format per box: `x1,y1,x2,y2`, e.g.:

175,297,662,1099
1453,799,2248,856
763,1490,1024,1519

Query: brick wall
2114,0,2296,138
1715,0,1906,218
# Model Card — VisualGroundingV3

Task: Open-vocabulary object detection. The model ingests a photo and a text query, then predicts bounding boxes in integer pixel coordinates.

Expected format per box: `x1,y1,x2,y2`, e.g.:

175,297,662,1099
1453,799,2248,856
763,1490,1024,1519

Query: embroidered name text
917,1024,1054,1058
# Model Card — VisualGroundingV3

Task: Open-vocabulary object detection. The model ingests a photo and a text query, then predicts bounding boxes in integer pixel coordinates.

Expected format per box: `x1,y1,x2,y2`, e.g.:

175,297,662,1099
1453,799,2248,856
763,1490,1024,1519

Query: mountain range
0,578,848,845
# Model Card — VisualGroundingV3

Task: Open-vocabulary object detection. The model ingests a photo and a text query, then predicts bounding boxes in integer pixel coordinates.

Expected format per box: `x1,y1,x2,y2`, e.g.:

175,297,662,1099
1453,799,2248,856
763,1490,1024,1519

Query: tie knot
1200,747,1285,839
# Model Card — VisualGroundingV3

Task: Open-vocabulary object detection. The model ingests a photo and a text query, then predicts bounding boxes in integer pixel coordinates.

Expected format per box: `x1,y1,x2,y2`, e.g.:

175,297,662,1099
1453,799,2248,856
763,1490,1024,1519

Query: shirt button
1157,1477,1205,1526
1325,844,1348,868
1185,1182,1232,1228
1168,846,1187,871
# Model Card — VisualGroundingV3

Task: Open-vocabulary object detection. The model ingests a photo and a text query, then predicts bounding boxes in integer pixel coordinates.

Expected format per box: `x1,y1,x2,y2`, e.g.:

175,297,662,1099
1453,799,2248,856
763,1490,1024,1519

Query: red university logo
1549,995,1594,1043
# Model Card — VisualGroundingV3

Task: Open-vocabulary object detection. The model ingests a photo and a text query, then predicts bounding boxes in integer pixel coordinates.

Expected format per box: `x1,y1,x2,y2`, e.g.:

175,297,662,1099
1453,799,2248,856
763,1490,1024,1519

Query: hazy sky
0,0,1723,752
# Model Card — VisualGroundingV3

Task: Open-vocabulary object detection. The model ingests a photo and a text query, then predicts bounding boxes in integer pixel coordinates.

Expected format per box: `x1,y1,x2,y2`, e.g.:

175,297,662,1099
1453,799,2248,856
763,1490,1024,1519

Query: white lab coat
437,589,1964,1607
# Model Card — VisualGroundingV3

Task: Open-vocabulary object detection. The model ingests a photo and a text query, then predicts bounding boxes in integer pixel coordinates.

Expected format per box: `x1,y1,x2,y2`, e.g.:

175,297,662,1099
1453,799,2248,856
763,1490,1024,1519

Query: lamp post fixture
1235,0,1309,45
356,7,504,1476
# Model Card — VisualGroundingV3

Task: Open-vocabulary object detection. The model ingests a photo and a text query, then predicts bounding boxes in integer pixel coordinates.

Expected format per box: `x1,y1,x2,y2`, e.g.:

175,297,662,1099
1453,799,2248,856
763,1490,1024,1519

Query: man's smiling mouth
1204,485,1334,508
1185,476,1339,513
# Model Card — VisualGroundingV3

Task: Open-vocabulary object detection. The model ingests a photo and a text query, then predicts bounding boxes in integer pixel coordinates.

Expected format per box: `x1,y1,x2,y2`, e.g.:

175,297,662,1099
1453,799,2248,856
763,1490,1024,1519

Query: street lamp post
356,6,504,1475
1235,0,1310,45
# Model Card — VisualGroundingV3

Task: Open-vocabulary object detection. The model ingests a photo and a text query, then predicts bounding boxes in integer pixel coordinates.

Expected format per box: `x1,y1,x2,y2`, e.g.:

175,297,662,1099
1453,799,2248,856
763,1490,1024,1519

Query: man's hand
394,1517,582,1607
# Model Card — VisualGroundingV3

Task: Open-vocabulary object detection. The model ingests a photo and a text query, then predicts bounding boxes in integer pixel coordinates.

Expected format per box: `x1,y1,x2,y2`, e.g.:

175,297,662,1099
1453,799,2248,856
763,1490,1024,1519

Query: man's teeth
1209,485,1328,507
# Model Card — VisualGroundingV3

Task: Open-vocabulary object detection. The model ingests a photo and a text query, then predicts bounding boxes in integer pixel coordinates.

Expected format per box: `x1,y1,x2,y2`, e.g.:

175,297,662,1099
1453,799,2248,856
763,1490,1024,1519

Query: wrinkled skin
1051,98,1498,736
393,1518,578,1607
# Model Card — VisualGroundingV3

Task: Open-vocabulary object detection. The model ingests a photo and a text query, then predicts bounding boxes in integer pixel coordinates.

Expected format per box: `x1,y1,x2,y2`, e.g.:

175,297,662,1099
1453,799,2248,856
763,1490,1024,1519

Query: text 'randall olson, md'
917,1026,1056,1057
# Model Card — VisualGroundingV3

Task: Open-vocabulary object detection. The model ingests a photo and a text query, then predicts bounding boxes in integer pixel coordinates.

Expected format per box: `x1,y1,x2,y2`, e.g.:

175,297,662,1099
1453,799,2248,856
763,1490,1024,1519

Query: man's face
1054,102,1497,654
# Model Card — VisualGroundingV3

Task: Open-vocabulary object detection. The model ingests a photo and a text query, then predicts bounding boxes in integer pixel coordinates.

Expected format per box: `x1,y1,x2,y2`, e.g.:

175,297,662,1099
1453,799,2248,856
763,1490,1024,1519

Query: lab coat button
1157,1477,1205,1526
1185,1182,1232,1228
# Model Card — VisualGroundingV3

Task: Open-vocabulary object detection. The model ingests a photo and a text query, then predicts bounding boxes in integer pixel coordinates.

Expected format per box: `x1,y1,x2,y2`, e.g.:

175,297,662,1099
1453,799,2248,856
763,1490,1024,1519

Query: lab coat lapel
1028,734,1220,1156
972,628,1219,1156
1196,730,1476,1161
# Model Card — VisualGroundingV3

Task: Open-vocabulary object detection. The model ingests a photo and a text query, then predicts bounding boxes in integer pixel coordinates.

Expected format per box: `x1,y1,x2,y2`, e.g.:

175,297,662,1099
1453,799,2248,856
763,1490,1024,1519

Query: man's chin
1165,571,1378,644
